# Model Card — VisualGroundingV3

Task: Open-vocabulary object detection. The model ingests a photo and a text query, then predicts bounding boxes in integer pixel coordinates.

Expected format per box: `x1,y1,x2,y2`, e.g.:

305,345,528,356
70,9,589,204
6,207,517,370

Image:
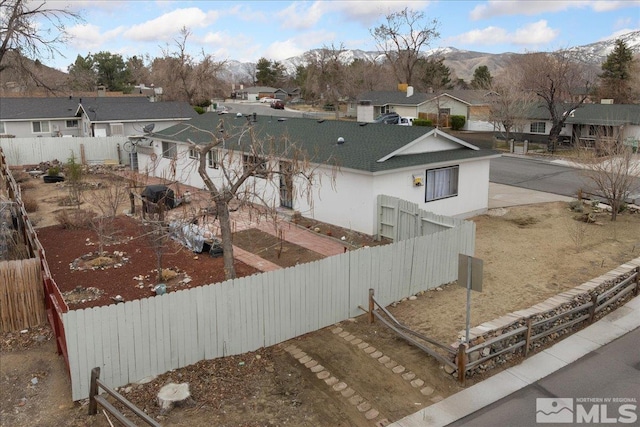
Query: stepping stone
378,356,390,364
344,334,355,342
351,338,363,345
317,371,330,380
370,351,383,358
365,408,380,420
333,382,348,392
392,365,405,374
293,351,306,359
348,395,364,406
284,345,298,353
305,360,318,368
385,360,398,369
358,342,369,349
402,372,416,381
341,387,355,398
299,355,312,364
332,327,343,334
339,331,349,338
364,346,376,354
325,377,339,386
411,379,424,388
310,365,324,373
420,386,434,396
357,401,372,413
431,395,444,403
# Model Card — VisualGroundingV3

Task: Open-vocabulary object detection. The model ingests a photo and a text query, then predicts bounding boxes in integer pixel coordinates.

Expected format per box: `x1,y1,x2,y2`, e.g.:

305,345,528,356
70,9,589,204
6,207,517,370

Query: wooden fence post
524,318,532,357
457,343,467,385
88,367,100,415
368,289,374,324
634,267,640,297
588,293,598,324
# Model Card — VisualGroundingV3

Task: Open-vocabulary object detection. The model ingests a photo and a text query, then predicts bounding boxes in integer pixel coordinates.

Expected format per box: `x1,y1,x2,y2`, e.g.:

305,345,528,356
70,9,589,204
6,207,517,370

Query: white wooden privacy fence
63,219,475,400
377,194,467,241
0,136,127,166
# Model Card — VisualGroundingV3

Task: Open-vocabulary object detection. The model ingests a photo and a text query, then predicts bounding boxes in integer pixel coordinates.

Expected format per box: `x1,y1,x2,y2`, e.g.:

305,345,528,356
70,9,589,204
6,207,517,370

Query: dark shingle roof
78,98,198,122
564,104,640,126
0,97,79,120
357,91,430,106
153,113,498,173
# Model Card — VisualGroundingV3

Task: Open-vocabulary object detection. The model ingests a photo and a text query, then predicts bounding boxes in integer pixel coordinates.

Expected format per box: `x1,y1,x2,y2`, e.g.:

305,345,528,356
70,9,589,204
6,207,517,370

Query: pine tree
599,39,635,103
471,65,493,89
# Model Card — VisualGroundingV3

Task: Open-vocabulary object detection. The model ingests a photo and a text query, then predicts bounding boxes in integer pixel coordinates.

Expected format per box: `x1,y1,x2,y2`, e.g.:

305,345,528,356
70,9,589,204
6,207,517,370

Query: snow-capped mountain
223,30,640,83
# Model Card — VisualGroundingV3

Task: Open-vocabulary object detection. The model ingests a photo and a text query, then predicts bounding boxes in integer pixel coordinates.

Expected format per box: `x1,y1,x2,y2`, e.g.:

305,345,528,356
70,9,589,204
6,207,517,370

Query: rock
468,351,481,362
481,347,491,357
436,287,443,291
157,383,192,412
443,364,455,374
409,296,417,301
31,377,38,385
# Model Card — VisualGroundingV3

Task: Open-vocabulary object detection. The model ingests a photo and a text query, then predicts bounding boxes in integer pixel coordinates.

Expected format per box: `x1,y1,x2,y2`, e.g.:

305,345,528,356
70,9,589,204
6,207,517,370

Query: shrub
55,209,96,229
413,118,433,127
12,171,30,183
47,166,60,176
193,106,205,115
450,115,466,130
22,195,39,212
568,200,583,212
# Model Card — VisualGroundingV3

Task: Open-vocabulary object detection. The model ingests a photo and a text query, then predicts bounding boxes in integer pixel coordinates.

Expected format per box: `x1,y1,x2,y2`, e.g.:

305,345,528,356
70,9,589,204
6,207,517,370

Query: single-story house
502,103,640,148
233,86,288,102
356,89,497,131
137,113,500,235
0,97,197,138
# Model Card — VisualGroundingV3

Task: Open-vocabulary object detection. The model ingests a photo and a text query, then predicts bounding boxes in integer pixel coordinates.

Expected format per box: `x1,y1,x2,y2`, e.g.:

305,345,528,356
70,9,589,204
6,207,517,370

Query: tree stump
157,383,192,412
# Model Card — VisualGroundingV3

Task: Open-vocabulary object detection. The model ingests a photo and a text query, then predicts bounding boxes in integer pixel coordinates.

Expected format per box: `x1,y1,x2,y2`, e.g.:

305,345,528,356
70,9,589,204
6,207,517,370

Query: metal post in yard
457,343,467,385
88,367,100,415
465,260,472,343
368,289,375,324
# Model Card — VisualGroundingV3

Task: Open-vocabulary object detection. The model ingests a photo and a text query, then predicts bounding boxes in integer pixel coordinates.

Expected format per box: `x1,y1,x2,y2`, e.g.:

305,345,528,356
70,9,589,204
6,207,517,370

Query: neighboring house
356,89,497,131
0,97,197,138
137,113,500,236
507,103,640,148
240,86,288,102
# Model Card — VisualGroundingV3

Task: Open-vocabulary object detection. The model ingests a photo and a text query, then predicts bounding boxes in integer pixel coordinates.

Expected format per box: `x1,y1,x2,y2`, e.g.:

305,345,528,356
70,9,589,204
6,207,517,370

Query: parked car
260,97,276,103
373,112,400,124
398,117,415,126
270,100,285,110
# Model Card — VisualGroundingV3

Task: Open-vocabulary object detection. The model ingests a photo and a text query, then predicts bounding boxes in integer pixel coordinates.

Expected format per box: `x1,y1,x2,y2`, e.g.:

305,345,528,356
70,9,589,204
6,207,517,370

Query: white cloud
275,2,326,30
599,28,640,41
470,0,640,20
67,23,124,51
262,30,336,60
123,8,219,41
451,20,558,46
328,1,432,25
263,39,306,61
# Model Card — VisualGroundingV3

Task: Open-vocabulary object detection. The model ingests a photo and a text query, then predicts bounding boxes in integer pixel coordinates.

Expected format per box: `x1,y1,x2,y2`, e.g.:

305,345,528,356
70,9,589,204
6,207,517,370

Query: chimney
406,86,414,97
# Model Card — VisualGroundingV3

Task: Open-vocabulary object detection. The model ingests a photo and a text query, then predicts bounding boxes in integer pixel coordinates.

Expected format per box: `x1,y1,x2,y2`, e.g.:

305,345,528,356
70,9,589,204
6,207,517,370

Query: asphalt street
447,327,640,427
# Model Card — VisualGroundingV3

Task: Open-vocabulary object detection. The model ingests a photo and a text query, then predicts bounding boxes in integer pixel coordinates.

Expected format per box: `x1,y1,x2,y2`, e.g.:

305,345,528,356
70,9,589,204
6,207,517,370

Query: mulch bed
36,216,259,310
232,228,325,268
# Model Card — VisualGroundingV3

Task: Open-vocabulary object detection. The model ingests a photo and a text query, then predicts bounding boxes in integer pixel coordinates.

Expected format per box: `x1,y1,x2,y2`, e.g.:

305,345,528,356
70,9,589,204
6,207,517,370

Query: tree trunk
216,199,236,280
548,122,563,153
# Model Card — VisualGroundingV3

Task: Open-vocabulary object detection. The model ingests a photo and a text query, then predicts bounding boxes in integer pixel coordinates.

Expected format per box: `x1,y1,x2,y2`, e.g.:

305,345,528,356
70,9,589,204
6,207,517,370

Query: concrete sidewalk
489,182,573,209
389,295,640,427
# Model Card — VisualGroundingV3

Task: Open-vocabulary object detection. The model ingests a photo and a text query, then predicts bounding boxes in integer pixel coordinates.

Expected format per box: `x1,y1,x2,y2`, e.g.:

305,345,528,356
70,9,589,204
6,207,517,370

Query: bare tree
579,127,640,221
152,27,226,104
489,76,537,149
303,44,347,118
507,51,593,152
165,119,338,280
0,0,82,91
371,7,439,85
83,177,128,254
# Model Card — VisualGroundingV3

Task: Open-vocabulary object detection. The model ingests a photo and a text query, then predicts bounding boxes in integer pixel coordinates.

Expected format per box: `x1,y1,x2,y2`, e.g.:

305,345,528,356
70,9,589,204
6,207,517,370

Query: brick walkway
117,171,347,272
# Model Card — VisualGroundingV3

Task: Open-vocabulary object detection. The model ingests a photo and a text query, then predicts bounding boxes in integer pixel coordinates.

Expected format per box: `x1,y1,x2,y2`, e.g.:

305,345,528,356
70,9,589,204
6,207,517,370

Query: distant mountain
223,30,640,84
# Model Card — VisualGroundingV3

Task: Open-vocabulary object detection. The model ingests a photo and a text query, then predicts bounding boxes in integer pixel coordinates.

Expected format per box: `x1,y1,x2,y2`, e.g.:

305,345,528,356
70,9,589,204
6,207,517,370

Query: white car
398,117,415,126
259,97,276,103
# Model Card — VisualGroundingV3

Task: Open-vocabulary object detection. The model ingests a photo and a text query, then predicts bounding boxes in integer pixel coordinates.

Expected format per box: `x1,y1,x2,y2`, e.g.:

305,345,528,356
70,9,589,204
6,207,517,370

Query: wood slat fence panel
63,208,475,400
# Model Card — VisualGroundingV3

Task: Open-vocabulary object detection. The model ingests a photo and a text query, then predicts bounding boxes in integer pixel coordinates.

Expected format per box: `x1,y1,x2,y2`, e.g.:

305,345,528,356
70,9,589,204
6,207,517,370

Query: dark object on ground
43,175,65,183
142,185,176,210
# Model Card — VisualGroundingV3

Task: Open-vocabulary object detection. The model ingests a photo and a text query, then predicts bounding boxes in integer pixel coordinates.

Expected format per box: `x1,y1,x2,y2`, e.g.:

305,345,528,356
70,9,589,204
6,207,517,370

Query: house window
243,154,268,178
530,122,546,133
32,121,50,133
207,149,219,169
110,123,124,136
65,120,79,128
188,148,198,159
0,122,5,134
425,166,459,202
161,141,176,159
381,105,390,114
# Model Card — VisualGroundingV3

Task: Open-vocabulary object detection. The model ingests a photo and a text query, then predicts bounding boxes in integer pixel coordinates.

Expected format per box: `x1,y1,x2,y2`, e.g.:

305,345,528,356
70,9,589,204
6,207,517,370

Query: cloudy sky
40,0,640,71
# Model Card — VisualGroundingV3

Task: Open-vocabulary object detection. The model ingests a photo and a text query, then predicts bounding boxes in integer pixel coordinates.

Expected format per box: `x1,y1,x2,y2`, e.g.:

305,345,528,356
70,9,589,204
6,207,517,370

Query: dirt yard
2,172,640,426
